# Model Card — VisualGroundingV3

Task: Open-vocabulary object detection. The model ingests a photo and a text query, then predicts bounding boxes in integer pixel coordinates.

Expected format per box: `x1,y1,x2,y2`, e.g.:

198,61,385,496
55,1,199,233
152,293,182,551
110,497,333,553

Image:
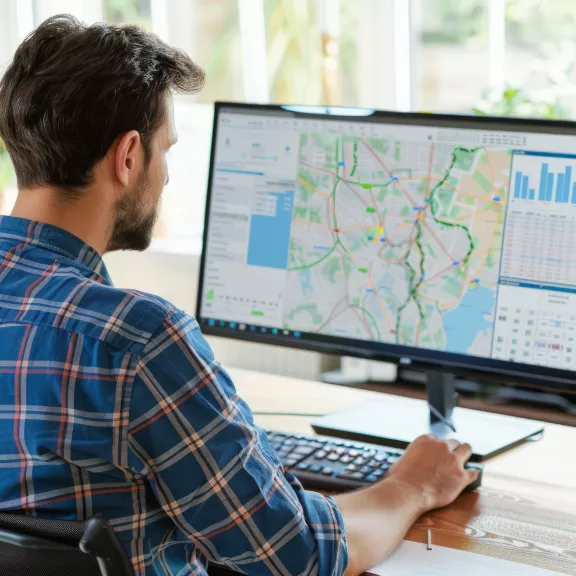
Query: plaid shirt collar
0,215,112,285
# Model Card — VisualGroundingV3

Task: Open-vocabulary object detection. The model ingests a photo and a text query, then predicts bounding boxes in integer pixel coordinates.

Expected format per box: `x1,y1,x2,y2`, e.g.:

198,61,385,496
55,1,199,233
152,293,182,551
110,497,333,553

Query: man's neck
10,186,113,255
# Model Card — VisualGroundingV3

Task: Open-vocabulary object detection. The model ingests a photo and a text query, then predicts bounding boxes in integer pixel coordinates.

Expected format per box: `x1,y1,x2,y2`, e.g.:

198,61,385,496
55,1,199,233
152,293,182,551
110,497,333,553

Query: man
0,15,478,576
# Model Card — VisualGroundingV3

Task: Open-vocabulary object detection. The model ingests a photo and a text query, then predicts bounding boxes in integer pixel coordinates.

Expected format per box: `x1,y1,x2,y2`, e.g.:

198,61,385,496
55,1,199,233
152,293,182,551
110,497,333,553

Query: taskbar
201,318,302,339
197,317,576,388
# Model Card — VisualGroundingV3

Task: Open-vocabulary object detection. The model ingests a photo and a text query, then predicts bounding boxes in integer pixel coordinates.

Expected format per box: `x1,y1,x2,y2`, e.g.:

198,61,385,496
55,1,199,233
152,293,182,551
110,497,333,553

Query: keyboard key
284,439,296,446
373,470,384,478
327,453,340,462
283,458,298,467
315,450,328,460
322,467,334,476
348,450,360,457
345,464,358,472
368,459,381,468
296,462,310,470
340,455,353,464
335,447,346,455
380,462,391,471
293,446,315,456
365,474,380,483
374,454,388,462
359,466,373,475
309,464,322,473
353,457,368,466
337,471,364,481
387,455,401,464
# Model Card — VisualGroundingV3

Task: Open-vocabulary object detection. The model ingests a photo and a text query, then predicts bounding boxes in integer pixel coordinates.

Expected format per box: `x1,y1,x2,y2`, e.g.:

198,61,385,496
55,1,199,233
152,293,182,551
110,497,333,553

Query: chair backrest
0,513,134,576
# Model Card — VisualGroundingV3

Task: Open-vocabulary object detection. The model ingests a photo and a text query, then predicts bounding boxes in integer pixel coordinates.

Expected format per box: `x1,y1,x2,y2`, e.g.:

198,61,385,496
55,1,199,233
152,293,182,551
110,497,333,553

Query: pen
427,529,432,551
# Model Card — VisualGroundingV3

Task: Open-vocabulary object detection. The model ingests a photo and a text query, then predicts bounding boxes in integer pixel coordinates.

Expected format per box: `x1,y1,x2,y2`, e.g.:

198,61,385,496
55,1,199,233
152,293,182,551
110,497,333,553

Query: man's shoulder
4,270,197,356
78,282,197,355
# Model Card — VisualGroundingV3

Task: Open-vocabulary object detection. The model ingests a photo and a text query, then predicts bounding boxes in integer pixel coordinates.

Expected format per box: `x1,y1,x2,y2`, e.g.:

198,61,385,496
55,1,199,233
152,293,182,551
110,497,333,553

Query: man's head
0,15,204,252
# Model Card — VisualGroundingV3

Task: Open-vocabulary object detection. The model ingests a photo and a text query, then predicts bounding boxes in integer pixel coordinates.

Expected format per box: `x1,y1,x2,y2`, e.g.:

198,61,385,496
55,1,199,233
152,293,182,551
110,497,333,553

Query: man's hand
387,434,480,511
336,435,480,576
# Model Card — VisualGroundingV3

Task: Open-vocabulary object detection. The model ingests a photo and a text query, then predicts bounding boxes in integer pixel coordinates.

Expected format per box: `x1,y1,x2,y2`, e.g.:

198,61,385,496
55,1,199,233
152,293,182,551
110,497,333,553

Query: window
412,0,489,113
0,141,15,218
2,0,576,249
162,0,242,104
263,1,393,109
103,0,152,29
264,0,326,105
505,0,576,118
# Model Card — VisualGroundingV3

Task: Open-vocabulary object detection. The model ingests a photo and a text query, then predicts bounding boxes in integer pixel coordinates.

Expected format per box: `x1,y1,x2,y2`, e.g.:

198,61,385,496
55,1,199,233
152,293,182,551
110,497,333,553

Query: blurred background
2,0,576,378
3,0,576,248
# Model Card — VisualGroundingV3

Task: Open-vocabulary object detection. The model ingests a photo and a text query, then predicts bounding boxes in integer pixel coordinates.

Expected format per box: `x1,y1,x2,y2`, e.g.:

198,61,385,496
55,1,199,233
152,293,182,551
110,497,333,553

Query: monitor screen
197,103,576,386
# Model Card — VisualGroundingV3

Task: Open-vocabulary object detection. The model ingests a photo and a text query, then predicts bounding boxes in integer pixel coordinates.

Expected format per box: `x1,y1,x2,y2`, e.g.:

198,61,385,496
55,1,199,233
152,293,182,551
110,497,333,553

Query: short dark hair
0,14,204,197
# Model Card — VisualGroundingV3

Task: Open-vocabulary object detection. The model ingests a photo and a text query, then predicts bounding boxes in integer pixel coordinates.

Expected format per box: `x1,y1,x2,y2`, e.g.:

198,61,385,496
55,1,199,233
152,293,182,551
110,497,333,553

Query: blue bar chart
512,151,576,205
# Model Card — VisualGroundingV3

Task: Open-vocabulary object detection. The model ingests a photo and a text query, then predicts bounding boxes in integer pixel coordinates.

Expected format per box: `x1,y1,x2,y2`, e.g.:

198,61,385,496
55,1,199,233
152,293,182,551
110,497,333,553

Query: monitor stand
312,371,545,462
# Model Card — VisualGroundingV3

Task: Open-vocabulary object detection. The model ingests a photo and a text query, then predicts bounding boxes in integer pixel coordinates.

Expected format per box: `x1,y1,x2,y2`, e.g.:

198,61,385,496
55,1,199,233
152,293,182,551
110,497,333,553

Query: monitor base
312,370,544,461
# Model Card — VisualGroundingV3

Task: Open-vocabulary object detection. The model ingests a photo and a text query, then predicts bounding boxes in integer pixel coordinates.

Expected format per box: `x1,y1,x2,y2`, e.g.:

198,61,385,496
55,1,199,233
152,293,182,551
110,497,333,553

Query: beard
106,169,160,253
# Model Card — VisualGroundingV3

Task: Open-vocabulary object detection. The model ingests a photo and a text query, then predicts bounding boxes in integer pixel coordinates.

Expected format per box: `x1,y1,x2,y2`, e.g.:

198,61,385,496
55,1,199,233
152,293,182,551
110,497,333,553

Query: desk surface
229,368,576,575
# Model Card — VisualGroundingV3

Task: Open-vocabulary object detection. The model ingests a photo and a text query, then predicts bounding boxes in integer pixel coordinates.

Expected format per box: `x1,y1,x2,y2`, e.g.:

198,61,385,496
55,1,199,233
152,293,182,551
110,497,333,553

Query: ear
115,130,142,188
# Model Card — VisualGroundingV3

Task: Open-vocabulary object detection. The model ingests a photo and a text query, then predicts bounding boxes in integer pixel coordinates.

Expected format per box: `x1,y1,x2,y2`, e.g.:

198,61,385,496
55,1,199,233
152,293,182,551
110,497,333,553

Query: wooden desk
229,368,576,575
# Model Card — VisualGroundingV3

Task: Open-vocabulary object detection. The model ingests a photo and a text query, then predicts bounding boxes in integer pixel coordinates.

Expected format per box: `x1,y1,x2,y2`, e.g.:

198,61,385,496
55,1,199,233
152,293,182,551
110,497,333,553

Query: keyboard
266,430,483,492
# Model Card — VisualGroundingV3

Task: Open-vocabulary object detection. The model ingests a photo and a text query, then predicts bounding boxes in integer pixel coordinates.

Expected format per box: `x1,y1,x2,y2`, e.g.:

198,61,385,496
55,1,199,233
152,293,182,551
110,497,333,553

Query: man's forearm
334,477,426,576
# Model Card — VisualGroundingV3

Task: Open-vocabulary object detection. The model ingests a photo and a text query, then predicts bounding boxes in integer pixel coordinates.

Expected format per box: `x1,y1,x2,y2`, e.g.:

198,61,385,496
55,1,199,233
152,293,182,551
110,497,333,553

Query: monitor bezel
196,101,576,390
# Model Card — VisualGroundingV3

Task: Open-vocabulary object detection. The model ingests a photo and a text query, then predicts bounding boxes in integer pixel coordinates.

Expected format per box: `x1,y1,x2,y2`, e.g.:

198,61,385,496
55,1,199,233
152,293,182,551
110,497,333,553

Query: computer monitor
196,102,576,459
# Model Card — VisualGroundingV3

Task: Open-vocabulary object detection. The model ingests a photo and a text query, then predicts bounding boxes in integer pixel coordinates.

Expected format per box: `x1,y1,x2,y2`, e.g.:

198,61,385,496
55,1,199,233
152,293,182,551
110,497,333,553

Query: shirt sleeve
127,309,348,576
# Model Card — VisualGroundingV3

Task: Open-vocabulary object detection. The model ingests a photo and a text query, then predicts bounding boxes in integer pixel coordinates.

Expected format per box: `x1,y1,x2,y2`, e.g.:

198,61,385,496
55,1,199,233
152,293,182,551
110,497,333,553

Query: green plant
473,85,569,119
265,0,324,104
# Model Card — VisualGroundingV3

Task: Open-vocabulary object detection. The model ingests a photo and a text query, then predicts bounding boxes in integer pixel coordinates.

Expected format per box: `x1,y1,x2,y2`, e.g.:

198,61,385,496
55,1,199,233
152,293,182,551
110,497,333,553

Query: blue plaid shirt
0,216,348,576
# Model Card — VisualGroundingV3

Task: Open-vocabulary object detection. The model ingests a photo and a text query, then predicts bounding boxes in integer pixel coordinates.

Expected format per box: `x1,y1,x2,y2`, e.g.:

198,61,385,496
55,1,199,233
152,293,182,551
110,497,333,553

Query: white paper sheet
368,540,565,575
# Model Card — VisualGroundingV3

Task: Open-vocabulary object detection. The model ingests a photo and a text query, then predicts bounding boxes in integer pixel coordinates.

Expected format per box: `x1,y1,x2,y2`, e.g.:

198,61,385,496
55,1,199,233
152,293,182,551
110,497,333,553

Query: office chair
0,512,134,576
